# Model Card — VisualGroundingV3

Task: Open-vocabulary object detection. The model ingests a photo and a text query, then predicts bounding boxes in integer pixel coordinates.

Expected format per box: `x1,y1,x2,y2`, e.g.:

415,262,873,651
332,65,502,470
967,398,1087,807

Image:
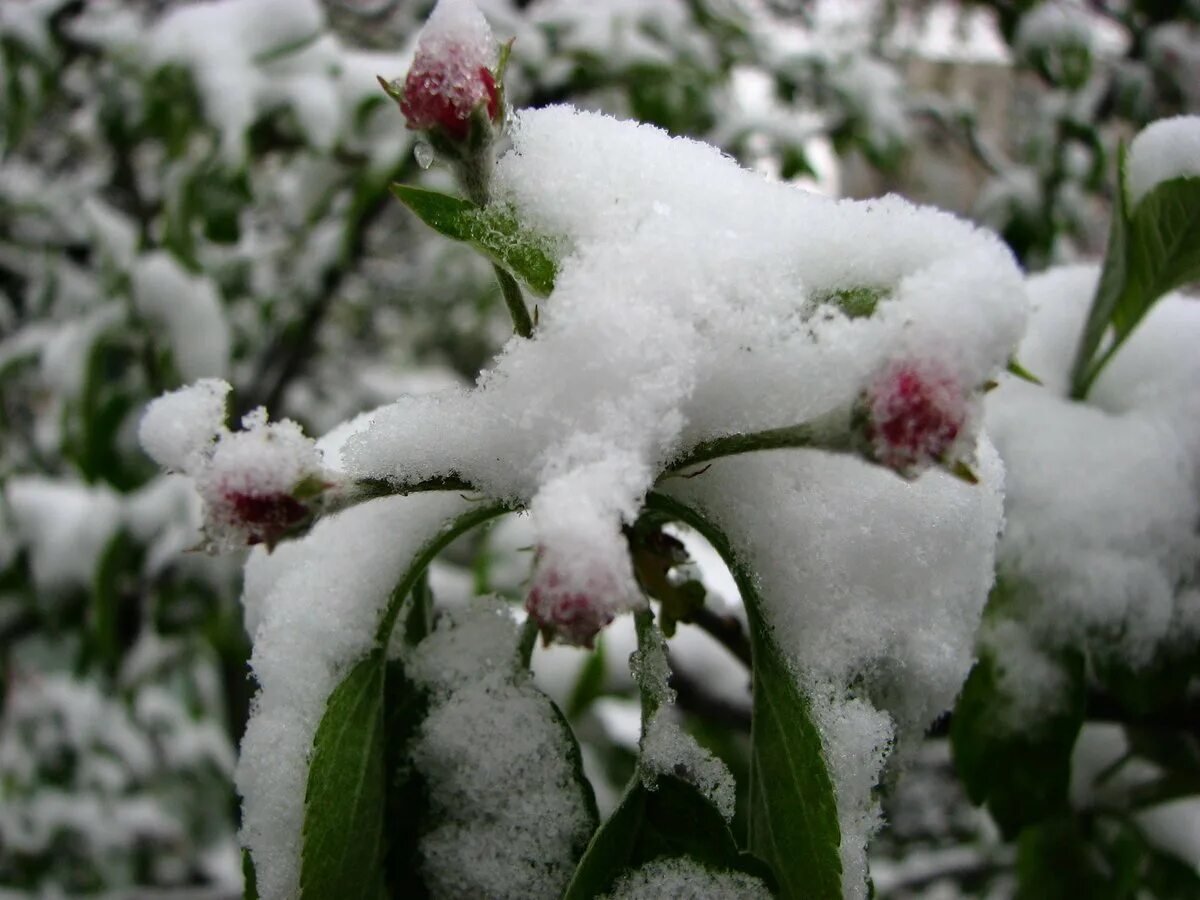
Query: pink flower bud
864,360,968,475
526,564,615,649
395,0,500,142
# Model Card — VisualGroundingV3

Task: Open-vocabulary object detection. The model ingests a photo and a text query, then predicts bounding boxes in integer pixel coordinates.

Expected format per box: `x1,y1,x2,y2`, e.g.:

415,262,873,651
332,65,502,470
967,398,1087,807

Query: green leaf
951,646,1085,838
643,493,843,900
381,657,432,899
242,849,258,900
563,775,765,899
391,184,559,296
1070,148,1200,397
300,651,387,900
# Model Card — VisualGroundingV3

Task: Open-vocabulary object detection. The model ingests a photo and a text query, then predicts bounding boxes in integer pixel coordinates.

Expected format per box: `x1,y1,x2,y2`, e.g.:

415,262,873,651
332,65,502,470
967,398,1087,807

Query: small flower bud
387,0,500,143
862,360,969,477
525,561,616,649
196,409,326,551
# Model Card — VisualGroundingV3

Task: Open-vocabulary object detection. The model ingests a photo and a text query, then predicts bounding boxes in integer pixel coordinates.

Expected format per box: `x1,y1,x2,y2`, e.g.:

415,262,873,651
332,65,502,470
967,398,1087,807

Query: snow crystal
985,264,1200,705
408,599,594,900
640,711,736,821
131,252,230,381
138,379,231,473
599,857,773,900
1126,115,1200,208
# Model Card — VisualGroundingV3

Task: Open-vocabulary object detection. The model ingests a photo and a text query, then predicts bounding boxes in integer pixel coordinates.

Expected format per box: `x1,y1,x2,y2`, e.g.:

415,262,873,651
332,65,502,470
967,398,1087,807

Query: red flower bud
220,488,310,547
399,51,498,141
864,360,968,475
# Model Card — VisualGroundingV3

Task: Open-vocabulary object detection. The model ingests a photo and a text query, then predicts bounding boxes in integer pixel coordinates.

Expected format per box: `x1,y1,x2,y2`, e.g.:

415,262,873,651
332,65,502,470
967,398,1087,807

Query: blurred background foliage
0,0,1197,896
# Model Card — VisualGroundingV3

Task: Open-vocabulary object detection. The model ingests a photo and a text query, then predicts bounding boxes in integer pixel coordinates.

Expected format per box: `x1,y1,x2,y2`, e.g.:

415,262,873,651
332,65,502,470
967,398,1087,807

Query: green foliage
1071,152,1200,397
391,184,559,296
643,493,843,900
299,651,387,900
951,647,1086,838
563,775,768,898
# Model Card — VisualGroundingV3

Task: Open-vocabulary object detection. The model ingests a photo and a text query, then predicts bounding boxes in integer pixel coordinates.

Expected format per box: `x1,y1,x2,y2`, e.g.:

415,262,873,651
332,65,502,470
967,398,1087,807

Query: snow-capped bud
196,409,326,551
384,0,501,145
525,558,617,649
860,360,971,477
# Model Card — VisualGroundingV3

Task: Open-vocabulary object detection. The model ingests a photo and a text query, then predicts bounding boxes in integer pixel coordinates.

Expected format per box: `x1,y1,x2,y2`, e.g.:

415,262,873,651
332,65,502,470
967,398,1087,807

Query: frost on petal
1126,115,1200,208
138,379,232,474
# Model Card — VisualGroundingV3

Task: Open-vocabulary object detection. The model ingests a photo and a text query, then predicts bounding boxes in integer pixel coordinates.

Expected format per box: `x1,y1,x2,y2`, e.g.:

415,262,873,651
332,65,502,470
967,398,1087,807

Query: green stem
493,264,534,339
374,502,511,646
666,415,849,475
350,474,479,502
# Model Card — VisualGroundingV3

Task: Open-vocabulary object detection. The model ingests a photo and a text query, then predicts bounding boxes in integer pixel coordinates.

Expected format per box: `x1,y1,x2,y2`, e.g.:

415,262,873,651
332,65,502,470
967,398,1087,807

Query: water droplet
414,141,434,170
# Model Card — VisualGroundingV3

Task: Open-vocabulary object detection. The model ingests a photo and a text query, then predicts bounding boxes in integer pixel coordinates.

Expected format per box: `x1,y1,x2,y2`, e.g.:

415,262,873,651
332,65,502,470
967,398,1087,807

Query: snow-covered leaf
390,184,558,295
643,493,842,900
563,775,765,899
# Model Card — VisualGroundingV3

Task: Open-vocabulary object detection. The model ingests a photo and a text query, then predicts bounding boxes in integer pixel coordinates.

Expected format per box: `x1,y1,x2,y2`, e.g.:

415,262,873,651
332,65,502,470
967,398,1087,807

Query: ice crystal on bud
863,360,970,476
396,0,499,141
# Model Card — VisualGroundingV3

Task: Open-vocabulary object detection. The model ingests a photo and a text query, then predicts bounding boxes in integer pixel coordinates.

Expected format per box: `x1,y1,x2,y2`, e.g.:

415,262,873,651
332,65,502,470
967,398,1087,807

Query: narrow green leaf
643,492,843,900
951,646,1085,838
390,184,559,296
1006,358,1042,385
563,776,762,899
300,651,387,900
242,849,258,900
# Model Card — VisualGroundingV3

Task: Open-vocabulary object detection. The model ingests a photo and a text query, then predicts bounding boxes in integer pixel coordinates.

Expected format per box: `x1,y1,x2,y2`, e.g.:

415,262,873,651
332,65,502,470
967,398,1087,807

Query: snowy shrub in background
3,0,1200,897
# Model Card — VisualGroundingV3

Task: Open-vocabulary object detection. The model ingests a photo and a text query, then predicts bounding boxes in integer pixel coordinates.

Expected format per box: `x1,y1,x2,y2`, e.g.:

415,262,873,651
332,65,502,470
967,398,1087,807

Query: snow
138,379,232,474
984,264,1200,710
131,252,231,381
147,0,409,164
407,598,595,900
4,477,122,595
599,857,773,899
1126,115,1200,208
1014,3,1096,57
640,711,736,821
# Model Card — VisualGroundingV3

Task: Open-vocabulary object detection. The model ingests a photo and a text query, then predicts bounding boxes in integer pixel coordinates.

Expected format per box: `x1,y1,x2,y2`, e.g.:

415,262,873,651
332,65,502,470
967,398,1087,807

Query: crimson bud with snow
862,360,971,477
382,0,501,145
